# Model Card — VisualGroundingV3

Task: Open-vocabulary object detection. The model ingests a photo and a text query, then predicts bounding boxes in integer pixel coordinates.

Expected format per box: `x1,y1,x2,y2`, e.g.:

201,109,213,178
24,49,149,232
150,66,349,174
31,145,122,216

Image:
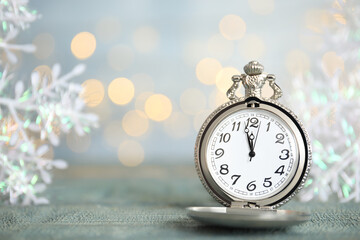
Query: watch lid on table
186,206,310,228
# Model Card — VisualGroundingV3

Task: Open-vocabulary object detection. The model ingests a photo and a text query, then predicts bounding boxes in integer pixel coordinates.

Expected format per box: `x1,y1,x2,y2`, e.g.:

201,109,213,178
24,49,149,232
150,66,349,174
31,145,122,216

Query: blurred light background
17,0,331,166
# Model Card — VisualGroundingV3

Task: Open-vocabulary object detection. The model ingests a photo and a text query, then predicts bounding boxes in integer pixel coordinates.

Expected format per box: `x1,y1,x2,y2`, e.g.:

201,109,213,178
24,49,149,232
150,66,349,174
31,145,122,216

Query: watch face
204,107,299,201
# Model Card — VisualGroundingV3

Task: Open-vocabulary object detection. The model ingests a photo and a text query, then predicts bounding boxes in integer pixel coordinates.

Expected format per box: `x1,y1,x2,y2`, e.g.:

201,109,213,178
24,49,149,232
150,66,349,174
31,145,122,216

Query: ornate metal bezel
194,97,312,209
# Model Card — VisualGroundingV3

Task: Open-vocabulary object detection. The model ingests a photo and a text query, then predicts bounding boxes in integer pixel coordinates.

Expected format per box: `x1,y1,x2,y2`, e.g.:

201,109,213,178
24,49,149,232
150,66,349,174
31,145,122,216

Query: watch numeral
266,122,271,132
220,164,229,175
247,180,256,191
275,165,285,175
246,117,259,128
215,148,224,159
263,177,272,188
279,149,290,160
219,133,231,143
232,121,241,131
231,175,241,185
275,133,285,144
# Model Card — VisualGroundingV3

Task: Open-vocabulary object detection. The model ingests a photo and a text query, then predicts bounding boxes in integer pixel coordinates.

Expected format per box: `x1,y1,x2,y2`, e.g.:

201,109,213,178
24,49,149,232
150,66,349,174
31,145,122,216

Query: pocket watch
187,61,312,228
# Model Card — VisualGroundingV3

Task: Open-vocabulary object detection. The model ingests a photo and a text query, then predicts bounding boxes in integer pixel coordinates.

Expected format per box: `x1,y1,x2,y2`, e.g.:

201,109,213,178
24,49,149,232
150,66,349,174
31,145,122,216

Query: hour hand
244,124,252,151
244,124,255,160
248,133,256,160
249,133,255,150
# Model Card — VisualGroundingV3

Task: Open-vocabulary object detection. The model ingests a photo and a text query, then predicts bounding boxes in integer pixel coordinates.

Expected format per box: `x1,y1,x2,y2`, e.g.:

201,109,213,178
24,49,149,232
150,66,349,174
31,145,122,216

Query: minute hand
253,122,261,150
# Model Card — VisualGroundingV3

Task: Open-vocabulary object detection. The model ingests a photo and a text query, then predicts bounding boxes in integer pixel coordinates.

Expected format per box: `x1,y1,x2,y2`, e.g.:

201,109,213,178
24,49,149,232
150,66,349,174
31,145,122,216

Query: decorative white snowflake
0,0,98,205
288,0,360,202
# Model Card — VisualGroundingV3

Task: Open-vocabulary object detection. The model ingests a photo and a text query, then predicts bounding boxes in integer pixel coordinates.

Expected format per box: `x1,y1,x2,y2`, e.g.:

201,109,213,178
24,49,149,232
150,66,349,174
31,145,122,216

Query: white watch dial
206,108,299,201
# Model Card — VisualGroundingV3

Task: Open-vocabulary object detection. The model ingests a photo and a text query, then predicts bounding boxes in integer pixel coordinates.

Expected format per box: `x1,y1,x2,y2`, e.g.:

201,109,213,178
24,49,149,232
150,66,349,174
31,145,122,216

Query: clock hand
248,133,255,161
253,122,261,150
244,121,254,153
244,120,257,161
249,133,255,150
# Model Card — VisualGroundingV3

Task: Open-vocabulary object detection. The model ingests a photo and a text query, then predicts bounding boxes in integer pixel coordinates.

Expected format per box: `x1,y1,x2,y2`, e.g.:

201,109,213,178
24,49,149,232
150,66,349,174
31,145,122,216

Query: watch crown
244,61,264,76
226,60,283,101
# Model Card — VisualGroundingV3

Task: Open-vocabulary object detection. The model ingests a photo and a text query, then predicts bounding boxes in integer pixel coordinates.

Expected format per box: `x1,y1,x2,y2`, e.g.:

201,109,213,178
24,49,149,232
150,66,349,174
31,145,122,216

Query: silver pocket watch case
188,61,312,228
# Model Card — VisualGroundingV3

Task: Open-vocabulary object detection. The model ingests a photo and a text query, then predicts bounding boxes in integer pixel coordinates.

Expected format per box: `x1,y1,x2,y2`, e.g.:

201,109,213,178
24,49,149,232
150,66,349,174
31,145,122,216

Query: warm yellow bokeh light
107,44,134,71
285,50,310,76
33,33,55,60
81,79,105,107
333,14,346,25
261,81,274,99
135,91,153,111
66,131,91,153
32,65,53,88
131,73,154,95
118,140,144,167
193,109,212,131
108,78,135,105
248,0,275,15
219,15,246,40
122,110,149,137
207,34,234,60
238,34,265,60
305,9,335,33
180,88,207,115
133,26,159,53
103,120,125,148
164,112,191,139
215,67,240,93
1,48,22,68
33,65,52,78
322,51,344,77
145,94,172,122
71,32,96,60
95,16,121,43
196,58,222,85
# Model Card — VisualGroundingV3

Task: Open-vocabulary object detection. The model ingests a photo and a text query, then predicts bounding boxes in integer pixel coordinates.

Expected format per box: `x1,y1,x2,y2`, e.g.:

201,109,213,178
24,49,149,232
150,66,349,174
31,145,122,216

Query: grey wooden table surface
0,165,359,240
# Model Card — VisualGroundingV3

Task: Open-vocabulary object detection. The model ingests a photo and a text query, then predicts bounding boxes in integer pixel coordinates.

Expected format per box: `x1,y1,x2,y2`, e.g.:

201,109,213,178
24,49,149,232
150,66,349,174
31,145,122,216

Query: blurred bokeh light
20,0,331,166
122,110,149,137
145,94,172,122
219,15,246,40
322,51,344,77
118,140,144,167
108,78,135,105
71,32,96,60
133,26,159,53
286,50,310,76
196,58,222,85
216,67,241,93
81,79,105,107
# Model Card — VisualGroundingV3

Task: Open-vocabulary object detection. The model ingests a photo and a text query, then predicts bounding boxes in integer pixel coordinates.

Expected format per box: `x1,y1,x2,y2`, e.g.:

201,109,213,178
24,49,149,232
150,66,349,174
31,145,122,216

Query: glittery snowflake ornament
0,0,98,205
288,0,360,202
